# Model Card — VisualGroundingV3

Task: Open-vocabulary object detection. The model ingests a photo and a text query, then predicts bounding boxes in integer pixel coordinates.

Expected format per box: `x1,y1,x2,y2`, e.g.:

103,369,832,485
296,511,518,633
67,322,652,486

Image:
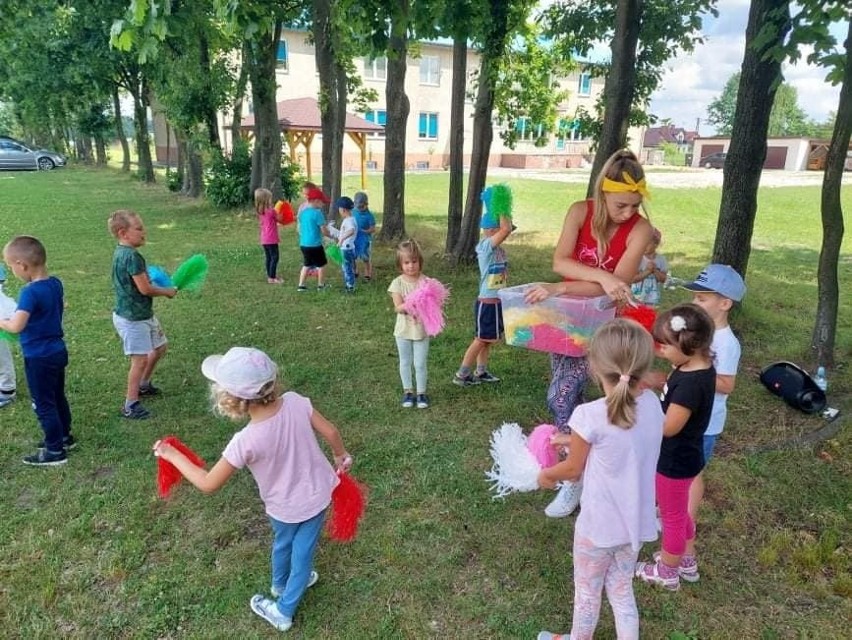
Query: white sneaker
250,594,293,631
271,570,318,598
544,481,582,518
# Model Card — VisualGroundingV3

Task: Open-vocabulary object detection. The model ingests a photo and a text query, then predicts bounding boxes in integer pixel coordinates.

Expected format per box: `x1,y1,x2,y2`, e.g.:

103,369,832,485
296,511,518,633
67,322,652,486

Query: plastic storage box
498,285,616,356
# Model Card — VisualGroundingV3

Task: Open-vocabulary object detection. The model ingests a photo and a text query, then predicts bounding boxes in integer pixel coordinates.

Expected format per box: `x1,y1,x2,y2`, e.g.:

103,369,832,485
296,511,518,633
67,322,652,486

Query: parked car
0,137,66,170
699,152,726,169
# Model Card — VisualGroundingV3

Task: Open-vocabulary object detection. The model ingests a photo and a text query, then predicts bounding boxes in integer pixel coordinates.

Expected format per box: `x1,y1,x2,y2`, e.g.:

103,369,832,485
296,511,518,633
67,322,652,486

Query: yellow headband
601,172,651,200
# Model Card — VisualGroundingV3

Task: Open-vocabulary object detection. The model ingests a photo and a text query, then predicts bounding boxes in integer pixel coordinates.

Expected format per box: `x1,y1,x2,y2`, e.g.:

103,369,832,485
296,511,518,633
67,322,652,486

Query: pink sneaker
635,560,680,591
653,551,700,582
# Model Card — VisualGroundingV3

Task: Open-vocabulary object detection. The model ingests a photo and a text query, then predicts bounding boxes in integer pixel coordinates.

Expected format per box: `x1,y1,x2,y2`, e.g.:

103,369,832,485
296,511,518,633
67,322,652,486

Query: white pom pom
485,423,542,499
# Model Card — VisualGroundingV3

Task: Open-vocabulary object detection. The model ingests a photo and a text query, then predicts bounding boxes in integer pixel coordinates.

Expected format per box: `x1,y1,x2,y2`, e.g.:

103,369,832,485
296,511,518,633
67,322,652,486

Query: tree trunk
247,22,283,198
77,137,93,165
380,5,411,241
811,19,851,368
175,131,186,188
199,32,221,148
230,44,250,142
94,133,107,166
444,35,467,254
711,0,791,273
132,82,155,183
186,137,204,197
586,0,642,196
452,0,512,263
112,85,131,172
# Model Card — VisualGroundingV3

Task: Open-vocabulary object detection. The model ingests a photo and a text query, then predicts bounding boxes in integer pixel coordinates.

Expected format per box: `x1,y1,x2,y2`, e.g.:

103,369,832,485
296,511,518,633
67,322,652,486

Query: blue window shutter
276,41,287,65
365,110,375,123
429,114,438,138
419,113,427,137
378,110,387,126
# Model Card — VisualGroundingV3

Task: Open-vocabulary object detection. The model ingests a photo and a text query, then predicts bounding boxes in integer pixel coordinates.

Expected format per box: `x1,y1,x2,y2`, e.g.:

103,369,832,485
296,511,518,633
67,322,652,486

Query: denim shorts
113,313,167,355
703,434,718,464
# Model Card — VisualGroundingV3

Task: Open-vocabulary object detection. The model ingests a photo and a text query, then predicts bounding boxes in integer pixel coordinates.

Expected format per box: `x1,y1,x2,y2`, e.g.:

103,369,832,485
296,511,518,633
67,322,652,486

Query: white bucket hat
201,347,278,400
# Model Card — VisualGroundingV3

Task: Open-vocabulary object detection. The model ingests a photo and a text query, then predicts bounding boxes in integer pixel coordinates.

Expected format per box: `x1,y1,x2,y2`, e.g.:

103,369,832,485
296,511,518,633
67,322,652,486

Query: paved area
486,166,852,189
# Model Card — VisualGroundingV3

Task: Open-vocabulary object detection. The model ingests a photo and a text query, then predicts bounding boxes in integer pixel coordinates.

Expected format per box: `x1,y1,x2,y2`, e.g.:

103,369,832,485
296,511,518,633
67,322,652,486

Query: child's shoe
474,370,501,383
271,571,318,598
316,283,330,291
139,382,161,397
635,559,680,591
537,633,570,640
416,393,430,409
121,401,151,420
401,392,415,408
37,435,77,451
0,390,15,408
249,595,292,631
544,481,582,518
653,551,700,582
345,286,355,294
297,285,308,292
22,448,67,467
452,373,480,387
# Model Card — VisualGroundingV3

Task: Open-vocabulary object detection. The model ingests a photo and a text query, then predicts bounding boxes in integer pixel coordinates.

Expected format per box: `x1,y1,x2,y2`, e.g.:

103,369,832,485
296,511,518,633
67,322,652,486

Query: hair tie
601,172,651,199
670,315,687,332
619,374,630,383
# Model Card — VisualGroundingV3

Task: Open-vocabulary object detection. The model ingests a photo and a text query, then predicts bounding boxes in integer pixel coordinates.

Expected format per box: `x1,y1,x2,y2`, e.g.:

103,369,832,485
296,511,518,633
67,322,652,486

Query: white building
692,136,842,171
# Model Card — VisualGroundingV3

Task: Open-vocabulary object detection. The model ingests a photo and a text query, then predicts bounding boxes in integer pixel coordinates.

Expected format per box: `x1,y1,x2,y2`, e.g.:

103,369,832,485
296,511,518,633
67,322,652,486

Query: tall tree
708,73,811,136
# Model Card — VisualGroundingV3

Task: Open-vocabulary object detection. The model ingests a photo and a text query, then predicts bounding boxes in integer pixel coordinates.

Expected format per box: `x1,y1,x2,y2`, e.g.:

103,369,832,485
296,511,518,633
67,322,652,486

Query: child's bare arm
310,408,352,470
153,441,236,494
391,292,406,314
716,373,736,395
662,403,692,437
0,309,30,334
538,432,590,487
490,215,513,247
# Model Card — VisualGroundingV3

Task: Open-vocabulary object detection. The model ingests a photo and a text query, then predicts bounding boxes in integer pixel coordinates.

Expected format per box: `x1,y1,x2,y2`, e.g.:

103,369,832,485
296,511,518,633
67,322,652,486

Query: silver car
0,137,66,170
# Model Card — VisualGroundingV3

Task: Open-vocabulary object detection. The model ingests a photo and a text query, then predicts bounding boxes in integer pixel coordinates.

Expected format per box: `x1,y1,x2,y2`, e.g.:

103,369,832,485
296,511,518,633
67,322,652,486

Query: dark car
0,137,66,170
700,152,726,169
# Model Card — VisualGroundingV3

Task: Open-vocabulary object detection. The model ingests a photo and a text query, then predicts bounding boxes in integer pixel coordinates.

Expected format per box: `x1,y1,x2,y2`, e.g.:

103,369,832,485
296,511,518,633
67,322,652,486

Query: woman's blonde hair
209,379,282,420
395,238,424,271
254,188,273,215
591,149,648,259
588,318,655,428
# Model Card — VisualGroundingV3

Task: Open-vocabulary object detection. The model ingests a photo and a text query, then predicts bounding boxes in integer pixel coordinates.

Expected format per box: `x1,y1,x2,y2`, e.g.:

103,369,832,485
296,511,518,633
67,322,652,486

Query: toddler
0,265,17,408
630,227,667,306
255,188,283,284
327,196,358,293
352,192,376,281
296,188,331,291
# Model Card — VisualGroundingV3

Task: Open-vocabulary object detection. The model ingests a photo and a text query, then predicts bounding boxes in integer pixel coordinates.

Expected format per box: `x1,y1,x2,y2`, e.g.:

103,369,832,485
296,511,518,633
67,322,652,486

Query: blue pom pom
147,266,173,288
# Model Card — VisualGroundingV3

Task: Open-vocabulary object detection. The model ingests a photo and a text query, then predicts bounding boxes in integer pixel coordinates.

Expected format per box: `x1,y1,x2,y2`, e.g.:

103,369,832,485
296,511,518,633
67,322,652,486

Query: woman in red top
526,149,653,518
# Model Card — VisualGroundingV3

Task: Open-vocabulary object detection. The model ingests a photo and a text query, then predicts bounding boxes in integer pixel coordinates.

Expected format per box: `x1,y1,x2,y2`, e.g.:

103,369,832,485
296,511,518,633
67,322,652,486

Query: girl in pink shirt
152,347,352,633
537,319,664,640
256,188,282,284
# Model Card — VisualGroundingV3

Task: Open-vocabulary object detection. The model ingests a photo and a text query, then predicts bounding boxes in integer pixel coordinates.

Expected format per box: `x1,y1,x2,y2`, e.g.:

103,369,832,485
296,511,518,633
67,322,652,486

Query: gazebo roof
240,97,384,133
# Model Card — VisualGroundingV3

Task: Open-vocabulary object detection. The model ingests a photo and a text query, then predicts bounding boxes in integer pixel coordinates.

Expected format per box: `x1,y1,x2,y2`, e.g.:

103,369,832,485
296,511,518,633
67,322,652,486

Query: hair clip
618,374,630,383
670,315,687,332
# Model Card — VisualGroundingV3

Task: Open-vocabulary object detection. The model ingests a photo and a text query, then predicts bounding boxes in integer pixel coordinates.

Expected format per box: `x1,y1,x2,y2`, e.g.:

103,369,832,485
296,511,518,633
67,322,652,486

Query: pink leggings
570,536,639,640
656,473,696,556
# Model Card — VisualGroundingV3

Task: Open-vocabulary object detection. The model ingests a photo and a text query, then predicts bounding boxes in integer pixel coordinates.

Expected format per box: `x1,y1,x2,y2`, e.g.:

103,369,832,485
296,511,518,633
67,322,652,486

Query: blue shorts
474,299,503,341
703,434,718,464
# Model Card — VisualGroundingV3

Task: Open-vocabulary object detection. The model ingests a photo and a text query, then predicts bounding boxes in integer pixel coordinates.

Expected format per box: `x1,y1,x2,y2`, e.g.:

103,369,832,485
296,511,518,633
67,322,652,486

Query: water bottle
813,366,828,392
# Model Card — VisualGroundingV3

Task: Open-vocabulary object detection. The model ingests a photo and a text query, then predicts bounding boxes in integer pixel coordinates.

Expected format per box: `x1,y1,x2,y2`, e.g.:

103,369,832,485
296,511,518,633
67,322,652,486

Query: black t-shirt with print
658,366,716,478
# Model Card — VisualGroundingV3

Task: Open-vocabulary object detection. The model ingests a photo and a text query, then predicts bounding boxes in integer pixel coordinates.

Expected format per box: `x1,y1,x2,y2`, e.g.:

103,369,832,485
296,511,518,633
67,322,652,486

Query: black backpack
759,361,827,414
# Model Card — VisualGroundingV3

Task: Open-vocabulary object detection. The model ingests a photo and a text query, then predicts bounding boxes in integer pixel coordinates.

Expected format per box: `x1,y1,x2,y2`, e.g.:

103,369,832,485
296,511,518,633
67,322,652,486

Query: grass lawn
0,166,849,638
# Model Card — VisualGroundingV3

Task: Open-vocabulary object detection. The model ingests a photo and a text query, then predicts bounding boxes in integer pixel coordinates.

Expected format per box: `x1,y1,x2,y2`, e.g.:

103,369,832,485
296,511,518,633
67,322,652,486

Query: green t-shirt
112,245,153,321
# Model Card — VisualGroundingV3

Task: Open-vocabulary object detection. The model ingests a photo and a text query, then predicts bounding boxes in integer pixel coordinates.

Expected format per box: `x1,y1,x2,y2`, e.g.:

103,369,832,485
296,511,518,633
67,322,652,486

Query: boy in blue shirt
0,236,74,466
352,192,376,281
453,186,513,385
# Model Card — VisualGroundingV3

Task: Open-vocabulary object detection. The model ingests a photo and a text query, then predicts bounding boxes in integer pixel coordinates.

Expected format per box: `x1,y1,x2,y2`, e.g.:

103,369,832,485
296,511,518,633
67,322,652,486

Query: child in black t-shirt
635,303,715,591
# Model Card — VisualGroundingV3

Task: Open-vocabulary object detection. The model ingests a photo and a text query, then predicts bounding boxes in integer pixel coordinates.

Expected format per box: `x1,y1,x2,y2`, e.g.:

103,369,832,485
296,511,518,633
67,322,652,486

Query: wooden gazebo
240,97,385,189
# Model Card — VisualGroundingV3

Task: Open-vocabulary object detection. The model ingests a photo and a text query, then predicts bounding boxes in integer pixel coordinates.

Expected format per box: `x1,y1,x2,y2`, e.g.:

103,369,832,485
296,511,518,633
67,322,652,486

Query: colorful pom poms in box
147,265,174,288
401,277,450,336
326,244,343,265
327,471,366,542
171,254,209,292
486,423,554,498
619,303,657,334
156,436,205,499
274,200,295,225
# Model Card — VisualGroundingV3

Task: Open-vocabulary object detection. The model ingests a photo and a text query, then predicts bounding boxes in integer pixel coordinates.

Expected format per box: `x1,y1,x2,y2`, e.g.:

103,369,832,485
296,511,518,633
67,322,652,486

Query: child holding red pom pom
152,347,352,633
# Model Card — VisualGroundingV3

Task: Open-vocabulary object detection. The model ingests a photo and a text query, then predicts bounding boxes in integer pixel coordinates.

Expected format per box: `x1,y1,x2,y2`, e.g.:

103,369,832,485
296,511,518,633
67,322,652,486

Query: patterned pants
570,536,640,640
547,354,591,433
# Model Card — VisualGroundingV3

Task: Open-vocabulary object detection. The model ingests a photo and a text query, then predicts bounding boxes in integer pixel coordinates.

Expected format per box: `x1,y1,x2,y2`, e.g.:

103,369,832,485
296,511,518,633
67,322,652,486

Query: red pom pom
327,471,366,542
274,200,295,225
619,304,657,334
157,436,205,499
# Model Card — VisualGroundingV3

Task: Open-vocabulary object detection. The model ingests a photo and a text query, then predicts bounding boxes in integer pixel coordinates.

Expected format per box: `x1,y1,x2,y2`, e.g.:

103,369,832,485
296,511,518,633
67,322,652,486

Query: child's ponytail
589,319,655,429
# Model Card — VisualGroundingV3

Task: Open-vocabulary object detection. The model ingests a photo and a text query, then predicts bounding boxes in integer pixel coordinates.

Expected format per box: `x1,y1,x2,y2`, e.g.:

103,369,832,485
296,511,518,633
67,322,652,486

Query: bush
205,138,304,209
166,170,182,192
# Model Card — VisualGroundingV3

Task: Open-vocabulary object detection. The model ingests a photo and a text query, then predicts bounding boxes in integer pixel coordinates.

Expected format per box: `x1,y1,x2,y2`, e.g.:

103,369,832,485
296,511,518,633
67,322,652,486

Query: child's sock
457,366,471,378
124,399,138,411
475,365,487,376
140,379,151,389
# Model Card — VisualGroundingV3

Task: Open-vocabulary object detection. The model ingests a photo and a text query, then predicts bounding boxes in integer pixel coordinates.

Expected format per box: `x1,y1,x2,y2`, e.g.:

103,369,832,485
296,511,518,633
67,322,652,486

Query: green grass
0,166,850,638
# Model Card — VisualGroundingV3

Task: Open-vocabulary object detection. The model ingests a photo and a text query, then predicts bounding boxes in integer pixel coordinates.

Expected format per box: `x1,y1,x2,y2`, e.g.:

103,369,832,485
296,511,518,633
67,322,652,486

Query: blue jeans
270,509,326,617
24,348,71,452
342,248,357,289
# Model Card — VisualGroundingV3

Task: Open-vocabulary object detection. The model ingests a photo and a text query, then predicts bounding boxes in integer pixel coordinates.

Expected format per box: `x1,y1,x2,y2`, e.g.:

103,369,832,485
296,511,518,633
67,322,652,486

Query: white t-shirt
570,390,664,551
337,216,358,251
706,325,741,436
222,392,338,523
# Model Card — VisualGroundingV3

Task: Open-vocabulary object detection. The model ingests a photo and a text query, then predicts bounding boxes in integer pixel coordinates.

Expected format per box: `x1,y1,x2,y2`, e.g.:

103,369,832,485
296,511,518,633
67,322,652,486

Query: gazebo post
286,131,297,164
304,132,315,180
347,131,367,189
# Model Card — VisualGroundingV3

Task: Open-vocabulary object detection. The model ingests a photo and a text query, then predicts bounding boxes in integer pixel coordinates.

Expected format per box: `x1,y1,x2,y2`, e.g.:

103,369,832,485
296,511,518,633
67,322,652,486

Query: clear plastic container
498,285,616,356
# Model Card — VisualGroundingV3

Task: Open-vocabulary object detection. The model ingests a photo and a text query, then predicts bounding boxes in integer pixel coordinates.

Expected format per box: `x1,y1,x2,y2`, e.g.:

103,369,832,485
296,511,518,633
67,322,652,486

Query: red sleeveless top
569,199,640,275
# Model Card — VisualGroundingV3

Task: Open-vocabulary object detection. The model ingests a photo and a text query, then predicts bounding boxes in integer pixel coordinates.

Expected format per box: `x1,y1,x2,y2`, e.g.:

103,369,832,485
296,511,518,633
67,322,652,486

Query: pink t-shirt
222,391,339,523
569,389,664,551
259,207,279,245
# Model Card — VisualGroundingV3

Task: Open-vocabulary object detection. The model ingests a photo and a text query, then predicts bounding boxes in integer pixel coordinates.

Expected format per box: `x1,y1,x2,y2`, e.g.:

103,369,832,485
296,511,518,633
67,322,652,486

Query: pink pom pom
526,424,559,468
327,471,367,542
401,277,450,336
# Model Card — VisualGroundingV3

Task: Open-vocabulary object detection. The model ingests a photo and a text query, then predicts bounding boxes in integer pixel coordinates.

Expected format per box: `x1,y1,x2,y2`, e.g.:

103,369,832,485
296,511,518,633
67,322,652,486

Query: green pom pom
489,183,513,219
171,254,209,292
0,329,17,343
326,245,343,265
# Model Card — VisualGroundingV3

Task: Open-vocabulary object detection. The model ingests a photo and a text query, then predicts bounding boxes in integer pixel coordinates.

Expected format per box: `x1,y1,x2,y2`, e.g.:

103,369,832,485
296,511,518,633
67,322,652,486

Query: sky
647,0,844,135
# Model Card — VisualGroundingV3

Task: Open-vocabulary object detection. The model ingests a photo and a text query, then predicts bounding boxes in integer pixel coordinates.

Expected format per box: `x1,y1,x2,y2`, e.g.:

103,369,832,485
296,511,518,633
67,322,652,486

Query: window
364,56,387,81
418,112,438,140
364,109,387,137
515,117,545,143
276,40,288,70
555,118,587,147
419,56,440,85
578,72,592,96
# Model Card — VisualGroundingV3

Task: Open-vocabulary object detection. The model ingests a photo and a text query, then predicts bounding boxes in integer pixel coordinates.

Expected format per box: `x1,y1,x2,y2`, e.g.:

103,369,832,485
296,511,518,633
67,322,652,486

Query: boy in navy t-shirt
0,236,73,466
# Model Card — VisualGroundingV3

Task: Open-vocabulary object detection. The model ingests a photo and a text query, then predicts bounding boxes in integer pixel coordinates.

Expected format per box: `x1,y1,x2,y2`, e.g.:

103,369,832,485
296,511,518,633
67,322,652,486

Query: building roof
240,97,385,133
643,125,699,148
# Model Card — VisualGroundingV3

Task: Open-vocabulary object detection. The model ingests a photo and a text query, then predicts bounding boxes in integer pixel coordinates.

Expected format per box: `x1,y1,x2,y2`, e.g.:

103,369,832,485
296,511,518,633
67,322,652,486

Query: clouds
648,0,842,133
